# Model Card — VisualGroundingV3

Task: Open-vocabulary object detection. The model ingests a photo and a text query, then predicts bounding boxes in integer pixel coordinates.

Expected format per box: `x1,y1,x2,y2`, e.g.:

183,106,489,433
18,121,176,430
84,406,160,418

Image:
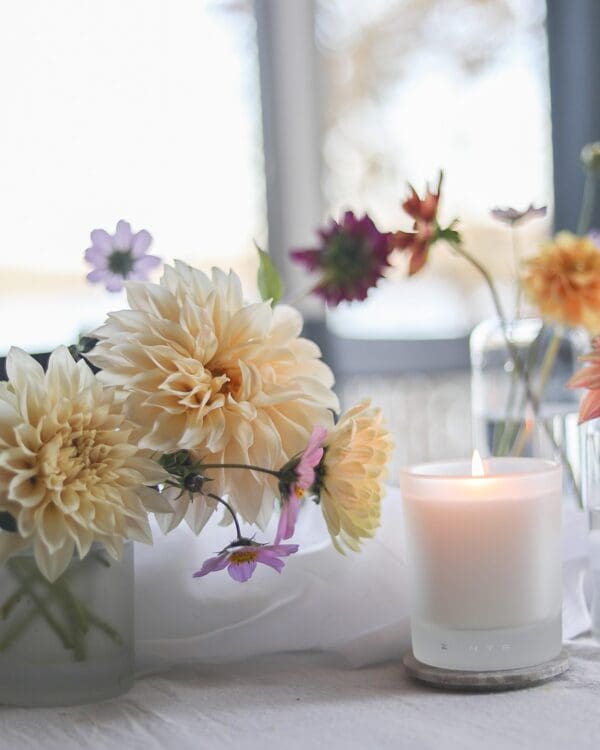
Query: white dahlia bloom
319,400,393,553
0,347,170,581
88,262,339,529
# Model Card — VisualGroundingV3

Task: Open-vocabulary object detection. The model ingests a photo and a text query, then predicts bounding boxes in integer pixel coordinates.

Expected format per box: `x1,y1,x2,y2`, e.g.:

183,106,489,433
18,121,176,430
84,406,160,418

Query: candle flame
471,449,485,477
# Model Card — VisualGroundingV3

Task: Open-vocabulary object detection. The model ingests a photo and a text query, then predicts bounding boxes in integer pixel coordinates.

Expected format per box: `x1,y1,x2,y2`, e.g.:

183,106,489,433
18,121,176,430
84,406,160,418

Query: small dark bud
184,473,205,494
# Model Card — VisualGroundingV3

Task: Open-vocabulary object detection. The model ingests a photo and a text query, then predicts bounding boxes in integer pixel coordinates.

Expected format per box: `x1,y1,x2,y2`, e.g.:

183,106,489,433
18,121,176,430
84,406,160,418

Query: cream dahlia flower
319,400,393,553
88,262,339,529
0,347,170,581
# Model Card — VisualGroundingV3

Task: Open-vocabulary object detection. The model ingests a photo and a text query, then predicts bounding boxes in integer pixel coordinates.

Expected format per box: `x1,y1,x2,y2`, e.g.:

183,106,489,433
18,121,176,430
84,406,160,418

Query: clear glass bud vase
0,542,134,707
470,317,588,505
585,419,600,639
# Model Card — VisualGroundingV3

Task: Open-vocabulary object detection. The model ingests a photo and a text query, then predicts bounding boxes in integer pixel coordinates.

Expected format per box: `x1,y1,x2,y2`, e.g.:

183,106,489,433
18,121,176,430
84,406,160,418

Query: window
0,0,265,354
317,0,553,339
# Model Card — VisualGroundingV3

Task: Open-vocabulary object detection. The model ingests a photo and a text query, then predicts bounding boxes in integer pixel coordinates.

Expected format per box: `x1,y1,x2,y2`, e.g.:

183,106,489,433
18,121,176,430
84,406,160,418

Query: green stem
79,604,124,646
0,601,42,651
511,226,523,318
201,463,282,479
510,330,563,458
450,241,583,507
207,492,244,541
6,560,74,650
577,171,596,235
54,578,89,661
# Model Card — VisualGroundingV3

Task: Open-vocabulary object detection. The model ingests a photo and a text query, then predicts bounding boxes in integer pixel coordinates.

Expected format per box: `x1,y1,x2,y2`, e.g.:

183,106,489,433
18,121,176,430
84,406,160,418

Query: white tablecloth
2,641,600,750
0,488,597,749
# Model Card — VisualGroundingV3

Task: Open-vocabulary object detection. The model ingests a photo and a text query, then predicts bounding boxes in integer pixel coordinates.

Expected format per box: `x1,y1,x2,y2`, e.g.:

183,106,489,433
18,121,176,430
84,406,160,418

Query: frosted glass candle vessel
400,458,562,671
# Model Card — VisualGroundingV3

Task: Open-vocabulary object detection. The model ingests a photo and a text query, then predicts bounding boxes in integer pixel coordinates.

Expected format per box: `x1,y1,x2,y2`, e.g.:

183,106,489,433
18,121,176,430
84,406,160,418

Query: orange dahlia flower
521,232,600,333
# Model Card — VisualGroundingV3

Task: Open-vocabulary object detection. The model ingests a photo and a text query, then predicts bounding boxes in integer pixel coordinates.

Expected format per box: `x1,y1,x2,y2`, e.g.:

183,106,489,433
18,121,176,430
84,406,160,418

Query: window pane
0,0,265,354
316,0,552,338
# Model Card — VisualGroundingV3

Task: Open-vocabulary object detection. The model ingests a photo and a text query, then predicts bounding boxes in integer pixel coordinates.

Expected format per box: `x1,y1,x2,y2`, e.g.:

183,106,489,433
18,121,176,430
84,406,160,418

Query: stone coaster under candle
403,649,569,691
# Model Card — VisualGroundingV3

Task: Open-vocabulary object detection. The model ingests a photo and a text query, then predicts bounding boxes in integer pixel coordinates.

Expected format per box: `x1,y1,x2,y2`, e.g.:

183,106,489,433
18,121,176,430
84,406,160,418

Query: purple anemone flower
490,205,547,226
85,219,161,292
290,211,392,306
193,541,299,583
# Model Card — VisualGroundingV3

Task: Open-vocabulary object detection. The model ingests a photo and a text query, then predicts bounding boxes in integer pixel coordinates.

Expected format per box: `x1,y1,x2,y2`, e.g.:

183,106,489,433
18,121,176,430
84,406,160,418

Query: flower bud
184,473,205,494
581,142,600,173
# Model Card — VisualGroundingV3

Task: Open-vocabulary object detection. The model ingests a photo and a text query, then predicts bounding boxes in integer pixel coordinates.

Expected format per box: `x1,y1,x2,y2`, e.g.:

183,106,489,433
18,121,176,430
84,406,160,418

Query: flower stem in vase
578,171,596,235
493,328,544,457
510,330,563,458
5,559,74,650
54,577,90,661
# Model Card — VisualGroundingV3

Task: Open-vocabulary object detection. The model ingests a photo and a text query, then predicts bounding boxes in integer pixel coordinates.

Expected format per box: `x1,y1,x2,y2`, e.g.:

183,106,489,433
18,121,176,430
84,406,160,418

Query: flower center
211,365,242,397
229,549,259,565
108,249,135,276
325,234,369,281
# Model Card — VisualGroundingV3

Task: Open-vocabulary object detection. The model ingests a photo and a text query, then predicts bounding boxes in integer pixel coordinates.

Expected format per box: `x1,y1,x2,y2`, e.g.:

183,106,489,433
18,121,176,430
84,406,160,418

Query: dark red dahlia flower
290,211,392,306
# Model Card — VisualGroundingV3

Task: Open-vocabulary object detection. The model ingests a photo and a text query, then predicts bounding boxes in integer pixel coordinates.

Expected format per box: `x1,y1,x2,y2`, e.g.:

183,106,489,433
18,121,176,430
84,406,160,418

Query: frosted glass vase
0,542,134,707
470,317,588,505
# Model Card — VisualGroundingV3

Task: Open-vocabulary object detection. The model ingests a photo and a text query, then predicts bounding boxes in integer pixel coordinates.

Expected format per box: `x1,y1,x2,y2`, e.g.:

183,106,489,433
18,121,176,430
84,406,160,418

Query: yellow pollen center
229,549,259,565
295,486,305,498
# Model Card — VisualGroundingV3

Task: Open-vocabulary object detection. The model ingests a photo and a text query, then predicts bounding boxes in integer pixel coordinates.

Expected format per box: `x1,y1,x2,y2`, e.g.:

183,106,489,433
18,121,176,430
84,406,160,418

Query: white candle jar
400,458,562,671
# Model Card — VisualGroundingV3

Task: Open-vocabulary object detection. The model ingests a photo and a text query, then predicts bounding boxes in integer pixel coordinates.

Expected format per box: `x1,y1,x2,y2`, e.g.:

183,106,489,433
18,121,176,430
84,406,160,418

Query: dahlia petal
6,348,44,390
125,514,153,545
33,537,75,583
38,504,69,553
185,494,216,535
136,485,174,514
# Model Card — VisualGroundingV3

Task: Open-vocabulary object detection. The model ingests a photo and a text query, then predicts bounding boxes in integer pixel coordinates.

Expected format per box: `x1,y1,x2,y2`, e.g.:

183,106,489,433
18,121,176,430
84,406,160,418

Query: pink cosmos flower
85,219,161,292
568,338,600,423
275,425,327,544
193,542,299,583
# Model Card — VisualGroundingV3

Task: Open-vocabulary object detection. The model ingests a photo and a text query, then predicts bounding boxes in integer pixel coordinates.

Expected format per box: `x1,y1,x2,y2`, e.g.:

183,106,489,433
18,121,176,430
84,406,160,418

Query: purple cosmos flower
275,425,327,544
193,541,299,583
290,211,392,306
85,219,161,292
490,205,547,226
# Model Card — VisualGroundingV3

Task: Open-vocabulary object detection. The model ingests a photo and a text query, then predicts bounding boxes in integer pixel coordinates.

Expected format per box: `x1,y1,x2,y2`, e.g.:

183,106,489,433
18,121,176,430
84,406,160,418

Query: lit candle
400,453,562,671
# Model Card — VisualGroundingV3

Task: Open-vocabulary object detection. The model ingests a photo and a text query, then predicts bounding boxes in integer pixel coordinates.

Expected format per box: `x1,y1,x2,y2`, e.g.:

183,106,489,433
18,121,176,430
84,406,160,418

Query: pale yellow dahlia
88,262,339,529
319,400,393,553
0,347,170,581
521,232,600,333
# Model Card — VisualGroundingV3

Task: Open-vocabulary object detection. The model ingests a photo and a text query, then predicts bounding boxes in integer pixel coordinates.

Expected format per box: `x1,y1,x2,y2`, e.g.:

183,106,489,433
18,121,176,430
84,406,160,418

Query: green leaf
256,244,284,305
